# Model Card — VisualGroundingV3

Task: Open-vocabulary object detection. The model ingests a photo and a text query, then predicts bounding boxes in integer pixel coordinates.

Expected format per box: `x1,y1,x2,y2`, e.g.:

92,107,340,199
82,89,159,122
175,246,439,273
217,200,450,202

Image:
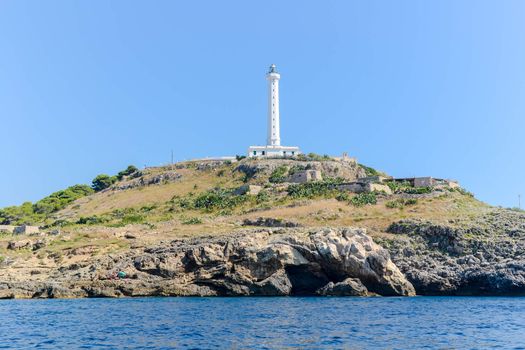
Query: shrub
269,166,288,183
0,184,94,225
116,165,139,180
33,184,94,214
402,187,433,195
350,192,377,207
182,217,203,225
76,215,108,225
359,164,381,177
387,181,411,193
287,178,343,199
120,214,145,225
193,188,247,211
385,198,418,209
288,165,306,176
92,174,117,192
335,192,350,202
236,155,246,161
387,181,433,195
0,202,42,225
256,190,269,204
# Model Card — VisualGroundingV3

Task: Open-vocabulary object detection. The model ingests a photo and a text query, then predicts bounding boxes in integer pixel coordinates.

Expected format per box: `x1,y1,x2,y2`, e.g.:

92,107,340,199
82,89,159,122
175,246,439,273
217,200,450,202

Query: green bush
287,179,343,199
76,215,108,225
387,181,433,195
288,165,306,176
0,184,94,225
296,153,332,161
350,192,377,207
359,164,381,177
193,188,247,211
182,217,203,225
33,184,94,214
335,192,350,202
120,214,145,225
256,190,270,204
116,165,139,180
269,166,288,183
402,187,433,195
92,174,117,192
385,198,418,209
0,202,41,225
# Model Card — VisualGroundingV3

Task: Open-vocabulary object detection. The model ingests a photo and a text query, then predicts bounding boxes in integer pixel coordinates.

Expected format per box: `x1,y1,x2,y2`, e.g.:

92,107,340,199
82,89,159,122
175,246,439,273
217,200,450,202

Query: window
253,151,256,156
262,151,266,155
292,151,295,155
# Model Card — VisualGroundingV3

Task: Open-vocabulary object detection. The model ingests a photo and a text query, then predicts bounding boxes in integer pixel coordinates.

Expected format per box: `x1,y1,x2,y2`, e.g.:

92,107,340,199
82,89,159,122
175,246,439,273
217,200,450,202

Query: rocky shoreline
0,228,415,299
3,208,525,299
379,214,525,296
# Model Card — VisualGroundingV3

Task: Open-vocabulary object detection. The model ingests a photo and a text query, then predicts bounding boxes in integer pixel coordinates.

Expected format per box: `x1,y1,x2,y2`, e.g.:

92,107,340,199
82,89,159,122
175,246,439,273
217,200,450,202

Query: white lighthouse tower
248,64,301,157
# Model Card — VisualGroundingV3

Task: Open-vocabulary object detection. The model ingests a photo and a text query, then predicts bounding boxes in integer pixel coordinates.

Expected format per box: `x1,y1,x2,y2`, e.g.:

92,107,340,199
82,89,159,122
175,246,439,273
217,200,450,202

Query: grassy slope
0,160,493,278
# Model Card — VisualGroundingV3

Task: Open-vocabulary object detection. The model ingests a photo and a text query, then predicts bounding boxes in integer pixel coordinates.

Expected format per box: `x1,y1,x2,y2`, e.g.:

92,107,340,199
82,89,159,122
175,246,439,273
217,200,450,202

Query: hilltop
1,155,525,298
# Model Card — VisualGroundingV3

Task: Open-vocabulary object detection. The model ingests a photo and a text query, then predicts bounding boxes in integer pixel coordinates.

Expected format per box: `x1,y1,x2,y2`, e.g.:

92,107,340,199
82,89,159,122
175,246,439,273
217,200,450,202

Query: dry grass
0,163,492,264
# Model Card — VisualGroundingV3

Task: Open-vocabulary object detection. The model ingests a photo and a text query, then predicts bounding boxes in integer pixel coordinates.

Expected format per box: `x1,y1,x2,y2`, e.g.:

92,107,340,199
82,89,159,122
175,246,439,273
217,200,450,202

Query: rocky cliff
377,208,525,295
0,228,415,298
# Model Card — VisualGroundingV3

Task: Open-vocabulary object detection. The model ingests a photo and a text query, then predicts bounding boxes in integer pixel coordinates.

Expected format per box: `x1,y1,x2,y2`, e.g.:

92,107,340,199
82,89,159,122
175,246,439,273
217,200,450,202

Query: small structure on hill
0,225,16,234
337,182,392,195
388,177,459,189
234,184,262,196
248,65,301,158
290,170,323,183
0,224,40,235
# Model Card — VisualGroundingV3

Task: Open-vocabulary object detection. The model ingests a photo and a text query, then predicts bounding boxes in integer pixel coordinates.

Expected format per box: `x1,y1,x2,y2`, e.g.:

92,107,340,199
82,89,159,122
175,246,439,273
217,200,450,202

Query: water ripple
0,297,524,349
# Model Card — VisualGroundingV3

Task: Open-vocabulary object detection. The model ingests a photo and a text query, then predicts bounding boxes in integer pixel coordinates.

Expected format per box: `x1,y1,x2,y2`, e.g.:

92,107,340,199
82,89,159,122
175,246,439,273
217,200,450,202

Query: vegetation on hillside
269,166,288,183
0,185,94,225
0,159,480,232
0,165,139,225
358,163,382,177
92,165,140,192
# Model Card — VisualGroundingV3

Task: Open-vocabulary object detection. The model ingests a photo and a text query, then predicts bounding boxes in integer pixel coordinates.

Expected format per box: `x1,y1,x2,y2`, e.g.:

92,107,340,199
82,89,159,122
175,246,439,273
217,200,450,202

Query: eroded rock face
235,158,366,183
380,213,525,295
0,228,415,298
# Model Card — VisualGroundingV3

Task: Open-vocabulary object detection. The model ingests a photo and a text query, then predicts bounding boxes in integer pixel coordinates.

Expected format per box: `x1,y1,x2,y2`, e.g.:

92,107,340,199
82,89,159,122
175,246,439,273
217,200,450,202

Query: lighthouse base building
248,145,300,158
248,64,301,158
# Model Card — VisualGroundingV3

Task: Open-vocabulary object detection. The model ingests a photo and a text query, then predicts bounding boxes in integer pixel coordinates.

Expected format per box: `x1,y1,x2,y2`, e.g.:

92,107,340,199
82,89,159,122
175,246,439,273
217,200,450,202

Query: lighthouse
267,64,280,147
248,64,301,157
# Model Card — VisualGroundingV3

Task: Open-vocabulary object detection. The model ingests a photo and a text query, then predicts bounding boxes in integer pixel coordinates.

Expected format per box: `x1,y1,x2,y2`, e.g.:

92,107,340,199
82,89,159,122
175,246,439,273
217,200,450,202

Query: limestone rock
0,227,415,298
316,278,368,296
380,213,525,295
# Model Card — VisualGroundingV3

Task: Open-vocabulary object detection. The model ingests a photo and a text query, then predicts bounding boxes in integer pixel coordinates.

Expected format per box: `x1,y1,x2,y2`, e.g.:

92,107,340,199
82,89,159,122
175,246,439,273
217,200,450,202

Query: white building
248,64,301,158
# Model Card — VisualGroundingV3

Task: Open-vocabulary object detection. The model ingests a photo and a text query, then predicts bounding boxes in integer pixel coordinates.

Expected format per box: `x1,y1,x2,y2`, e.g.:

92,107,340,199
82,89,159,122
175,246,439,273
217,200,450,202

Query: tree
116,165,139,180
92,174,117,192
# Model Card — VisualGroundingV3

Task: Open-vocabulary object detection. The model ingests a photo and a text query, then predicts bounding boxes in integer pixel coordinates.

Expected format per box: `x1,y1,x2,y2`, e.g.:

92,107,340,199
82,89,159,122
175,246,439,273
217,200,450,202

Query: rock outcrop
379,210,525,295
0,228,415,298
235,158,366,183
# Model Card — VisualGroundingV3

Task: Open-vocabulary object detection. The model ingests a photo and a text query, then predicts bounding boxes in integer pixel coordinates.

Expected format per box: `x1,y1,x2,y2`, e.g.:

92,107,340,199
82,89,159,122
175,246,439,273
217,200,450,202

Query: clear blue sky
1,1,524,208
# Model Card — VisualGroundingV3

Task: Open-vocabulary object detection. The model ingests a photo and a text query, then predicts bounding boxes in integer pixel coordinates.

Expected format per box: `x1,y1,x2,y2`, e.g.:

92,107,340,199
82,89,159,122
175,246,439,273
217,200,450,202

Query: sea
0,297,524,349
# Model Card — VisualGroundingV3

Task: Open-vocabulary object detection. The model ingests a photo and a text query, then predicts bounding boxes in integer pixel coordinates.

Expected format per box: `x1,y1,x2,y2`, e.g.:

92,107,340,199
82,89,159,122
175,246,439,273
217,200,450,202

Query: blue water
0,297,524,349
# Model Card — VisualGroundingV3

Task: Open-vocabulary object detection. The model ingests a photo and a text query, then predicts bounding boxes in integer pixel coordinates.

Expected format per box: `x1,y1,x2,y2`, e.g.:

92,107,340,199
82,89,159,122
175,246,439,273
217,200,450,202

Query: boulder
7,239,32,250
316,278,368,296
